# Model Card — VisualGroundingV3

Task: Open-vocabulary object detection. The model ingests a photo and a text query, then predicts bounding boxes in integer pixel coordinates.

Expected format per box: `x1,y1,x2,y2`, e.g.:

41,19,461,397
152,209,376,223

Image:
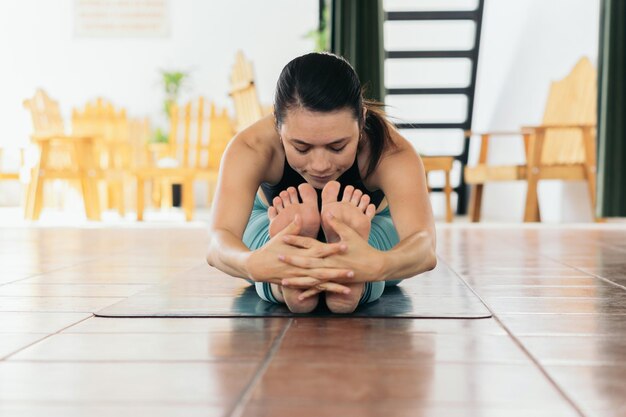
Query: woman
206,52,436,314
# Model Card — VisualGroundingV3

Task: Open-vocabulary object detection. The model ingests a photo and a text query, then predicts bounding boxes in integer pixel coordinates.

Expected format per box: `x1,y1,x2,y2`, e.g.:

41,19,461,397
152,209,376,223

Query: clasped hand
246,212,385,296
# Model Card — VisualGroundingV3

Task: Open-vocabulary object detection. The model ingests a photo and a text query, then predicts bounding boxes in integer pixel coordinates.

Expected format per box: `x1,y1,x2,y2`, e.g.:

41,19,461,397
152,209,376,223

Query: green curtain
330,0,385,102
597,0,626,217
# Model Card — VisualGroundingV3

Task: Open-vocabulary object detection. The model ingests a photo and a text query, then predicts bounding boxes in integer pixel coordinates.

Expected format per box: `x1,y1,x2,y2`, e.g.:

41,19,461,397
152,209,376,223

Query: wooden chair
229,51,273,132
464,57,597,222
134,97,235,221
422,156,454,222
0,148,24,181
22,89,102,220
72,98,131,216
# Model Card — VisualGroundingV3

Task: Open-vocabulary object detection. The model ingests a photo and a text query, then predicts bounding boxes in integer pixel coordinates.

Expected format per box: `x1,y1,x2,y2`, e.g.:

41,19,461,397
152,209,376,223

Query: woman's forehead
281,108,358,140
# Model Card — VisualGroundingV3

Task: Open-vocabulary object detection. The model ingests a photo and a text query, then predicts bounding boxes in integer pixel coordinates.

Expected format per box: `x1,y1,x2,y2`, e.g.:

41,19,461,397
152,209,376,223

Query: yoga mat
96,261,491,318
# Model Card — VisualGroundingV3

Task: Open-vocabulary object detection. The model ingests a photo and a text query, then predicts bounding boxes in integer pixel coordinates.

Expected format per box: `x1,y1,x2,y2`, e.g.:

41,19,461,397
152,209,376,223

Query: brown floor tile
464,276,602,286
251,362,570,406
0,404,225,417
0,362,257,404
474,284,614,298
546,365,626,412
483,297,626,314
274,329,528,364
0,284,150,297
498,314,626,336
0,334,47,359
0,312,91,333
9,332,277,361
63,316,288,333
518,335,626,365
287,317,507,335
0,296,124,312
240,402,580,417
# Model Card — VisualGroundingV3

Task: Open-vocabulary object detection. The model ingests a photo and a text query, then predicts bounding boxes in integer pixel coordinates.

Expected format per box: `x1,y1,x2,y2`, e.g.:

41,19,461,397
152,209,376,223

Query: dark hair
274,52,395,179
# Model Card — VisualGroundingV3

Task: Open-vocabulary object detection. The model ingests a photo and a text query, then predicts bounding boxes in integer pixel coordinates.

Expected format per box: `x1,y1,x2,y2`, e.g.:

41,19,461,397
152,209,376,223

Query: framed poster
74,0,170,38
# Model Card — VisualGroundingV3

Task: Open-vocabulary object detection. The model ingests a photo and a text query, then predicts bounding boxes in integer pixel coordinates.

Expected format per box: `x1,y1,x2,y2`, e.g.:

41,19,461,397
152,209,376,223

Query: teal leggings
242,195,401,305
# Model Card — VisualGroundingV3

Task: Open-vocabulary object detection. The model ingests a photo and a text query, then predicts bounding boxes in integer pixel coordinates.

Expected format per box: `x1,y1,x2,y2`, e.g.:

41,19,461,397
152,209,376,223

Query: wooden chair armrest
31,133,94,142
521,124,596,134
464,130,524,137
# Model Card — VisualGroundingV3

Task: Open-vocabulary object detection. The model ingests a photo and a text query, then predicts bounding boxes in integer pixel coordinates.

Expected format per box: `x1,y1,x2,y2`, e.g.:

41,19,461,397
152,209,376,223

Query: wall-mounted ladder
383,0,485,214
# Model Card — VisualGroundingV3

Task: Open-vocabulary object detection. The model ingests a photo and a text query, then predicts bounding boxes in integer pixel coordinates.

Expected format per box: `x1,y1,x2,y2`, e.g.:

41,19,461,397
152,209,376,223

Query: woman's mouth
309,174,333,182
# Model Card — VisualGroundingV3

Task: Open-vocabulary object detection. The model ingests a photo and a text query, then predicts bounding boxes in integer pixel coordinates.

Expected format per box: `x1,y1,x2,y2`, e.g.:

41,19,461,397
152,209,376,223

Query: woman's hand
279,212,386,291
245,215,355,295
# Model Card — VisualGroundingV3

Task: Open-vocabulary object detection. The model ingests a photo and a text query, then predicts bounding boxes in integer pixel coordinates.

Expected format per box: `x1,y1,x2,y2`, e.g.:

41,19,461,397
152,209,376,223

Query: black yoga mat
96,261,491,318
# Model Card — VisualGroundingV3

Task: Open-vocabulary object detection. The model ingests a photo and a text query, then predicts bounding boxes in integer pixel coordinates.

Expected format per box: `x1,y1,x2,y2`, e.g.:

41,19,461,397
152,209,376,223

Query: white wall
0,0,317,205
471,0,600,222
1,0,601,222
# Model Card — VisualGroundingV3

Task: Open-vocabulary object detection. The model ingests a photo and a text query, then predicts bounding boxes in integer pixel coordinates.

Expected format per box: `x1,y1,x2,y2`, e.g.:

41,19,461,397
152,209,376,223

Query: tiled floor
1,224,625,417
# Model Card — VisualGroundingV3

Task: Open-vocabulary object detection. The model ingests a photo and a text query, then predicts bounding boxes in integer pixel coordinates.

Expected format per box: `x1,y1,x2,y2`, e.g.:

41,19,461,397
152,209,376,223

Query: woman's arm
206,119,354,286
371,134,438,280
278,130,436,286
206,128,272,278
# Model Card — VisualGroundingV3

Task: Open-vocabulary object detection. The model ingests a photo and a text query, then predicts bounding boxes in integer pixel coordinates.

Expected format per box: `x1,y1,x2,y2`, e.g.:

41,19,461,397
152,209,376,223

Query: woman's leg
242,189,322,313
359,206,401,305
241,195,282,304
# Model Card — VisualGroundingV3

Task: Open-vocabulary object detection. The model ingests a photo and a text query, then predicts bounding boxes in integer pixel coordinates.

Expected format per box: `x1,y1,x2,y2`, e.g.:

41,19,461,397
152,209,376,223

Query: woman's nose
309,152,331,173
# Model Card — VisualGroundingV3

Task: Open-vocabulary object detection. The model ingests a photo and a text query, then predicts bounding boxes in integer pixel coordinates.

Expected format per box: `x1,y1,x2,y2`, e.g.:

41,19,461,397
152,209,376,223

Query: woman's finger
282,234,315,249
313,242,347,258
278,255,354,280
298,282,351,300
298,287,323,300
281,277,321,288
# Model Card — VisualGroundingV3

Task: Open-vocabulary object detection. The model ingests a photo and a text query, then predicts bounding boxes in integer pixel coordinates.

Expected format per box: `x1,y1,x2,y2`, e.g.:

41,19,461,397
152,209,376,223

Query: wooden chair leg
81,143,101,221
30,143,51,221
444,170,453,223
31,175,45,221
468,184,483,222
25,167,40,220
524,178,540,222
137,177,145,221
183,178,193,221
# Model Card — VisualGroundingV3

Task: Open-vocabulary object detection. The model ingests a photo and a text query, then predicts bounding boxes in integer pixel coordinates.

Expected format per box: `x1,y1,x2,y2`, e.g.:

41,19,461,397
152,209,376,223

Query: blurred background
1,0,617,226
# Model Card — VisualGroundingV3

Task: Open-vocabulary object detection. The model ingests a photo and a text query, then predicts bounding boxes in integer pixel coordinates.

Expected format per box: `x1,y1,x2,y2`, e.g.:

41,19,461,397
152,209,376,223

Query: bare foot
320,181,376,314
320,181,376,244
268,184,320,239
267,183,321,313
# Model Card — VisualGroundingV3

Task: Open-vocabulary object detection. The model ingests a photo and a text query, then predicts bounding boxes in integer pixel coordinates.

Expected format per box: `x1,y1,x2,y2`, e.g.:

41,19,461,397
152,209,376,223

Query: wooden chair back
169,97,235,172
22,89,65,137
72,98,131,171
23,89,73,171
540,57,596,165
229,50,264,131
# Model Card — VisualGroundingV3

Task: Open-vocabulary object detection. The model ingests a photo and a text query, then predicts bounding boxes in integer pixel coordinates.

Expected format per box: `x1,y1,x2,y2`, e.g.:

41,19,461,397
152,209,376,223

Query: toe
365,203,376,220
321,181,341,205
273,196,284,212
357,194,371,211
341,185,354,203
268,206,277,219
298,183,319,209
350,189,363,205
287,187,299,204
279,190,291,206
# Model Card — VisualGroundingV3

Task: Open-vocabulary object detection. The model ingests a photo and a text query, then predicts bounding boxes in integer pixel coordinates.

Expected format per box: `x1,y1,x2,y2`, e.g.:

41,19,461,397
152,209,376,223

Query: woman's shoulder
365,126,421,187
226,115,284,183
233,115,281,155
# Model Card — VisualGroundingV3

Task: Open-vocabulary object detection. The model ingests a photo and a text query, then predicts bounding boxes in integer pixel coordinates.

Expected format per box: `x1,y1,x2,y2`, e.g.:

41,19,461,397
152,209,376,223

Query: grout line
546,257,626,292
436,254,588,417
1,314,94,361
227,318,292,417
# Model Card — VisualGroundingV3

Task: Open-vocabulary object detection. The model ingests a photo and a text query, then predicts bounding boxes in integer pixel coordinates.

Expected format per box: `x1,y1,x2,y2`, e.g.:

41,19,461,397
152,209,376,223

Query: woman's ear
362,107,367,120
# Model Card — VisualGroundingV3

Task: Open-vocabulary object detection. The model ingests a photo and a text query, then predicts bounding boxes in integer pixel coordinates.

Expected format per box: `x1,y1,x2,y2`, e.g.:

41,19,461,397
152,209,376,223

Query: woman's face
279,107,360,189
